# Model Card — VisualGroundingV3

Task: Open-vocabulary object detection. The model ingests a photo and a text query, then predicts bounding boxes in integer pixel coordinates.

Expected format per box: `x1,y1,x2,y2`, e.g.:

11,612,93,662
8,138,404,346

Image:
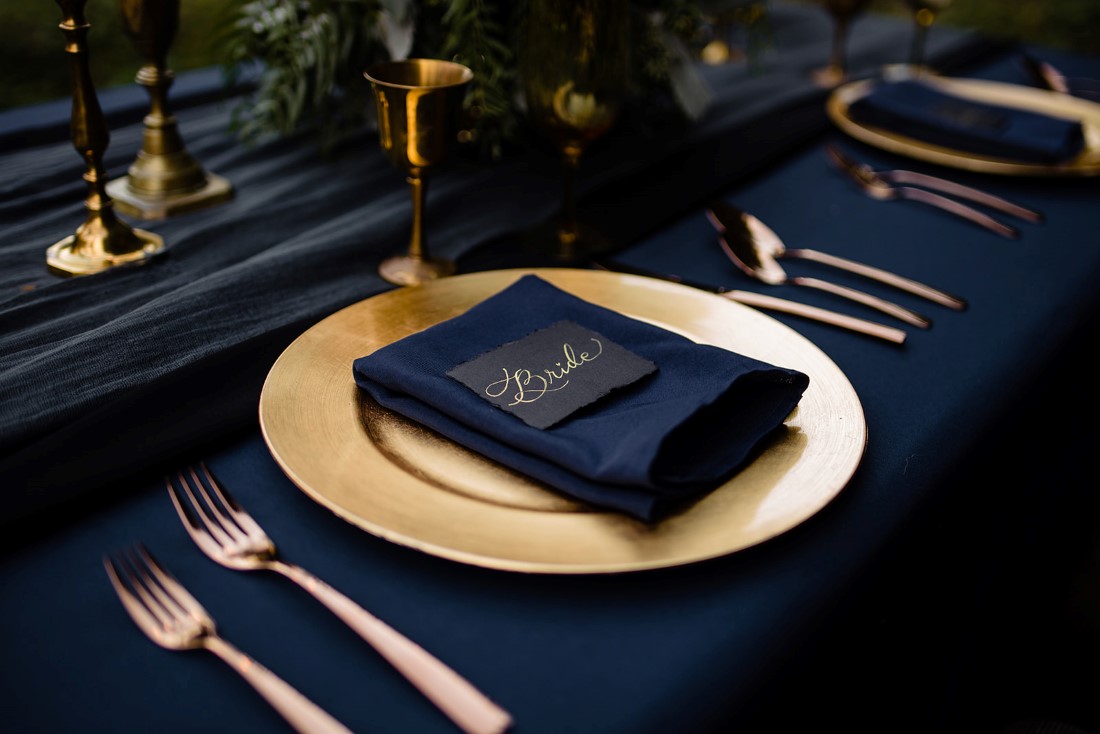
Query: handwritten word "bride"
485,339,604,406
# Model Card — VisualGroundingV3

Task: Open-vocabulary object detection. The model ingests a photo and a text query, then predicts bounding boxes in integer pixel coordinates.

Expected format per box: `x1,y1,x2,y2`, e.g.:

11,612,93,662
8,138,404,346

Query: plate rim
826,74,1100,176
258,268,868,574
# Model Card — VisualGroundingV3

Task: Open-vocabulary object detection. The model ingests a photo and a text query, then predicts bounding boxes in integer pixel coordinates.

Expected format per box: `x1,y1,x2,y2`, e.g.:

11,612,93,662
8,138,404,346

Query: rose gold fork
167,463,512,734
104,543,354,734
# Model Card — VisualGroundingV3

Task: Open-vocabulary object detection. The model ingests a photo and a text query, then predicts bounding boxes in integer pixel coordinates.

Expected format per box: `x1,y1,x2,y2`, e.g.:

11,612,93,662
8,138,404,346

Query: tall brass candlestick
105,0,233,219
48,0,164,277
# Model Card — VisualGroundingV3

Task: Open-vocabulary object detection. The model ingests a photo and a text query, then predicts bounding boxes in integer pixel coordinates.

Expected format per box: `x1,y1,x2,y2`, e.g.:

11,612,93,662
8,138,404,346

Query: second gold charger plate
258,268,867,574
827,74,1100,176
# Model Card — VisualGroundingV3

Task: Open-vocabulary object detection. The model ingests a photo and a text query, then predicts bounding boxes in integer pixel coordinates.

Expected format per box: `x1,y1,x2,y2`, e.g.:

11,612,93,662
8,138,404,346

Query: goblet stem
557,146,583,253
828,17,852,79
908,8,935,69
407,174,428,262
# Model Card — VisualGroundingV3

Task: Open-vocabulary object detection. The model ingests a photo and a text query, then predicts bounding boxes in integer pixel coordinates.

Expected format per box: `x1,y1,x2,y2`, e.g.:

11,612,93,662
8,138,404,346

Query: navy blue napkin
352,275,809,521
848,79,1086,164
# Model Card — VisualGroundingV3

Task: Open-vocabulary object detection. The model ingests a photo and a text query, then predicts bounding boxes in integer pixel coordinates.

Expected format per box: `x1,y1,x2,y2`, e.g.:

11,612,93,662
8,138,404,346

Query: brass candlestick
48,0,164,277
104,0,233,220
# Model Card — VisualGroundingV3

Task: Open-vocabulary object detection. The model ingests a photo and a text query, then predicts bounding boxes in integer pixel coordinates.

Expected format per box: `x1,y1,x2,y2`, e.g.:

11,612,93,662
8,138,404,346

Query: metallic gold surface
105,0,233,220
364,59,472,286
828,75,1100,176
49,0,164,276
258,269,866,574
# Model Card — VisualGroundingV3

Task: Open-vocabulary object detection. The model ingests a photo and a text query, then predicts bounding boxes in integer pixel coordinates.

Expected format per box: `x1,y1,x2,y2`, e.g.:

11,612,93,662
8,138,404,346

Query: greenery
0,0,242,112
221,0,713,158
3,0,1097,155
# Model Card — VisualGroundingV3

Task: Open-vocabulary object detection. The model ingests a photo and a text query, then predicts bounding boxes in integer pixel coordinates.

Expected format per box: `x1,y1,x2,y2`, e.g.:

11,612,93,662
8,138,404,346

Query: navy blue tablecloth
3,3,1100,733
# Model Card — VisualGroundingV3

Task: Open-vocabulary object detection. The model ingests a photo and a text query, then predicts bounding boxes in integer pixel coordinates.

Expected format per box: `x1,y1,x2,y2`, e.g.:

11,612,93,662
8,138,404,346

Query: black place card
447,320,657,429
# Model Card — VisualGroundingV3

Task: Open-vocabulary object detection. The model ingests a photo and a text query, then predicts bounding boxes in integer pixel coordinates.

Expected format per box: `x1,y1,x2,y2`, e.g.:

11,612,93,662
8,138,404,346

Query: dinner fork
167,463,513,734
104,544,354,734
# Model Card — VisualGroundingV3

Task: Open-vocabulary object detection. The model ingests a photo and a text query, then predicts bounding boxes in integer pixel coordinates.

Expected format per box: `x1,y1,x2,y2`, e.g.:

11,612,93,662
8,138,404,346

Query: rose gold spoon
706,201,963,328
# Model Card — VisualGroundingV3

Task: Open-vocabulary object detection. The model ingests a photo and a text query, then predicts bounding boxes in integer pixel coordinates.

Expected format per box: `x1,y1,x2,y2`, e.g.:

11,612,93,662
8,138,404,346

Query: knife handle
726,290,907,345
785,248,967,310
789,276,931,329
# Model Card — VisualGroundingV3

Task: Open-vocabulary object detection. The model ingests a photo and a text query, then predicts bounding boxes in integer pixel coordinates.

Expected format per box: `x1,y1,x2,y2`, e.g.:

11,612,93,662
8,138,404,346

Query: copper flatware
825,144,1036,238
705,201,935,328
591,260,907,345
1020,52,1100,103
708,198,966,312
168,464,513,734
827,144,1042,222
104,544,354,734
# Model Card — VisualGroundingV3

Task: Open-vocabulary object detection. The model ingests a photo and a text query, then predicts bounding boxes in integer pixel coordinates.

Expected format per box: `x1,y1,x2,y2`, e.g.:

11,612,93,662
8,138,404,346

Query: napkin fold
352,275,809,521
848,79,1087,164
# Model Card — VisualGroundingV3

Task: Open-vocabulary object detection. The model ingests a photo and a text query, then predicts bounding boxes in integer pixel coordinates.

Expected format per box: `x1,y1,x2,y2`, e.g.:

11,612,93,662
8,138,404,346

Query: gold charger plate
827,74,1100,176
258,268,867,574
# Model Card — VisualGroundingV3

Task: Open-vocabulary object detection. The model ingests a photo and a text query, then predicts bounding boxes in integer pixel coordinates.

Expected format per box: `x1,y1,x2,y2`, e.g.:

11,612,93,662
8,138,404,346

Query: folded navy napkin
848,79,1086,164
352,275,809,521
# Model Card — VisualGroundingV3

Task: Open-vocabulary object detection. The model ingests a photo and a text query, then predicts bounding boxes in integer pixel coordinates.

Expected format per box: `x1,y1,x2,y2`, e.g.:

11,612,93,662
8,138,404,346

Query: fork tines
167,463,273,558
103,543,209,648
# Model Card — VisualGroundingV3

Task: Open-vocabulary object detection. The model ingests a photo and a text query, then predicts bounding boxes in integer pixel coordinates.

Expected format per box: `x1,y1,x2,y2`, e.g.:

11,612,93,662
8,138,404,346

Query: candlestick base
106,171,234,220
46,227,164,277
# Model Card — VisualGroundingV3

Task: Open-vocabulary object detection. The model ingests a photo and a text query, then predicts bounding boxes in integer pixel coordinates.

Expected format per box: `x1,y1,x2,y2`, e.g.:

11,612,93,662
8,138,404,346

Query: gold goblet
811,0,872,87
519,0,630,263
364,59,473,286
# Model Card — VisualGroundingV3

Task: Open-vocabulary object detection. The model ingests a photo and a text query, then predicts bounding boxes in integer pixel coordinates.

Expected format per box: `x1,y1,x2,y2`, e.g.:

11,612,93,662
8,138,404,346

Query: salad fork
167,463,513,734
104,544,354,734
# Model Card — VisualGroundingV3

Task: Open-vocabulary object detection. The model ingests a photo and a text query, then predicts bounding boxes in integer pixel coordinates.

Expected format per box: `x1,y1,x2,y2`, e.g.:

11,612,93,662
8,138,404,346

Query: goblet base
522,220,618,266
811,64,846,88
881,62,936,81
379,255,456,287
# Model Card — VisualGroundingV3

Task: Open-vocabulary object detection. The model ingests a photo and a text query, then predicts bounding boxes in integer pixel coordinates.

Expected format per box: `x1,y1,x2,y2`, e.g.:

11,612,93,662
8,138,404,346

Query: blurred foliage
808,0,1100,56
223,0,388,154
2,0,1097,133
221,0,710,158
0,0,244,111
